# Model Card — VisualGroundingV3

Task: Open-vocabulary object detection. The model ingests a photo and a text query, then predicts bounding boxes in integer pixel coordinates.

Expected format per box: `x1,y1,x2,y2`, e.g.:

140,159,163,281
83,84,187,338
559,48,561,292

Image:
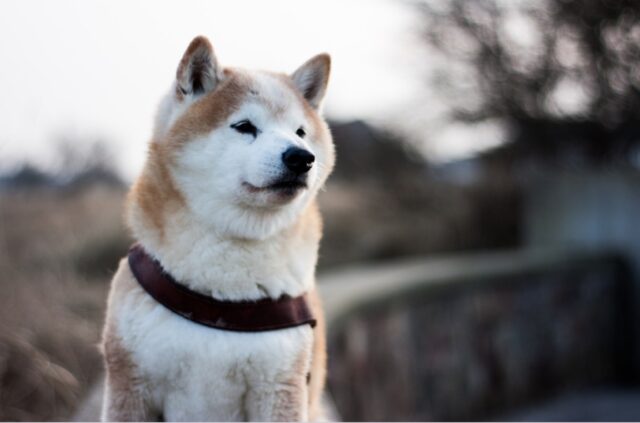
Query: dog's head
134,36,335,240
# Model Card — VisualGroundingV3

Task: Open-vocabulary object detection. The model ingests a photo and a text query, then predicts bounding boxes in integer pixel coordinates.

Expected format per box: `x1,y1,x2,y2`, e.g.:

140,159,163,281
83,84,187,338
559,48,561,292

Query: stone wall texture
326,254,633,421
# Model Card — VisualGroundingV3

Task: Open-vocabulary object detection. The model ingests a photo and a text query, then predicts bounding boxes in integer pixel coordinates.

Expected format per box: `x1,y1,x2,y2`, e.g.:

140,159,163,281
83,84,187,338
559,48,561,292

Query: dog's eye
231,120,258,137
296,127,306,138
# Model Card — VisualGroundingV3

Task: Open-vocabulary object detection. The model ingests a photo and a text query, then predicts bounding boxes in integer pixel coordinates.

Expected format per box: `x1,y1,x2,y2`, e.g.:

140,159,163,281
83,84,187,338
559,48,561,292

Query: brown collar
127,243,316,332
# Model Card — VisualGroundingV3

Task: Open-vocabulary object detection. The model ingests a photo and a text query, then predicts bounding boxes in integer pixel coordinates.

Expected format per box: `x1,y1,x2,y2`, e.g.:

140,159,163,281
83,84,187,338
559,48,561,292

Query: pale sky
0,0,435,179
0,0,510,181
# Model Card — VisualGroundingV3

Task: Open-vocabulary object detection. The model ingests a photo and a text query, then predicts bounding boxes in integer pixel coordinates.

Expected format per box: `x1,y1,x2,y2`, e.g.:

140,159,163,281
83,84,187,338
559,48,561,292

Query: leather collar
127,243,316,332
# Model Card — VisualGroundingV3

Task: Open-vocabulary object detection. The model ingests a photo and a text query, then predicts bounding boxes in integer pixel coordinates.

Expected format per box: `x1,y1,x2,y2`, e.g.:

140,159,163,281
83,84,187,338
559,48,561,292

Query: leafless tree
419,0,640,161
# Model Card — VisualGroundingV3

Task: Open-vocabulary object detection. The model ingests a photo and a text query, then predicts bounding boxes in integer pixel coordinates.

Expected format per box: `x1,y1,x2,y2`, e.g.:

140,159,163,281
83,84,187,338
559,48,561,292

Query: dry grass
0,185,130,421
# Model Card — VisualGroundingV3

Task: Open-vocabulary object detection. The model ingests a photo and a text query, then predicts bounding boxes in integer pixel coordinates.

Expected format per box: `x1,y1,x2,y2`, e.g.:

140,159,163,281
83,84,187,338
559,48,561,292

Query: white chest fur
115,278,314,421
109,202,322,420
128,206,319,302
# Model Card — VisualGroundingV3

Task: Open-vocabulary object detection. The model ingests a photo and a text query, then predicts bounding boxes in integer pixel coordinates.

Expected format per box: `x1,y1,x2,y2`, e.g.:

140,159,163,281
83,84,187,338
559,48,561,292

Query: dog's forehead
242,70,305,117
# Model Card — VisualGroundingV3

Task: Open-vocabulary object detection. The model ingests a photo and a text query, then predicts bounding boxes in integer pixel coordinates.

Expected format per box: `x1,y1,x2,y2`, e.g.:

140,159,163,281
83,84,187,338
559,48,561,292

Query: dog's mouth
243,178,308,194
267,179,307,190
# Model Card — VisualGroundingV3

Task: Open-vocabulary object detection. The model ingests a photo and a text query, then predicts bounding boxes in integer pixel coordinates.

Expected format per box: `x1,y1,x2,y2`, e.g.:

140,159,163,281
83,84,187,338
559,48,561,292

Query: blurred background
1,0,640,420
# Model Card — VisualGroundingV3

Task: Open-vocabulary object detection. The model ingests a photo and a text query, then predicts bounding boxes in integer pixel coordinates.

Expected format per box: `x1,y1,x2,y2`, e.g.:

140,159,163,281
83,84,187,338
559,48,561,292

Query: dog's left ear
291,53,331,110
176,36,222,98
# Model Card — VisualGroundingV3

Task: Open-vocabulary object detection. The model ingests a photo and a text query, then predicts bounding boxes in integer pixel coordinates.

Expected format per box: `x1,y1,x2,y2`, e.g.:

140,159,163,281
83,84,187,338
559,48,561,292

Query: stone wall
320,249,633,421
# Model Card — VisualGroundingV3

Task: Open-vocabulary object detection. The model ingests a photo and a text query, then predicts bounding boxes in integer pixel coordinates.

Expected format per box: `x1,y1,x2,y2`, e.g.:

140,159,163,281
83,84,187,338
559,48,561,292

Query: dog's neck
126,196,321,302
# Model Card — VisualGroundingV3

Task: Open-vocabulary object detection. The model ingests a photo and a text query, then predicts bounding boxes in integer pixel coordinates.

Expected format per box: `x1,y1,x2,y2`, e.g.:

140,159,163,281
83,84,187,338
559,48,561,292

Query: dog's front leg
101,377,153,422
246,377,309,422
101,327,155,422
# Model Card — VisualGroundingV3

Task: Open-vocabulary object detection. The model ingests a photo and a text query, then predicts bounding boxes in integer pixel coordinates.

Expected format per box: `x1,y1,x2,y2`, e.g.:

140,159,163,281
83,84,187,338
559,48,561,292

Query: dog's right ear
175,36,221,99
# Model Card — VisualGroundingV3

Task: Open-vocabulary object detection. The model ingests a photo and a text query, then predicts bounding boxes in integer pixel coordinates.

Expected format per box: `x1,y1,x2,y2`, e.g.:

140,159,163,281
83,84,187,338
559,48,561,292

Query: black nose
282,147,315,174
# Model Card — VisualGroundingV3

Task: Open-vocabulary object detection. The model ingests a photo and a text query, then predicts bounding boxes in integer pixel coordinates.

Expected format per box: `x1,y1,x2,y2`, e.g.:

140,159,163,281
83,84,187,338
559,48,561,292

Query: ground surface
499,388,640,421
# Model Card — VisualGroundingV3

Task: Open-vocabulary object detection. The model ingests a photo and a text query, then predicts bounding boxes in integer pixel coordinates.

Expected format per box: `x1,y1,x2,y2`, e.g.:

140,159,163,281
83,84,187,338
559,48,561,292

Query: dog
100,35,334,421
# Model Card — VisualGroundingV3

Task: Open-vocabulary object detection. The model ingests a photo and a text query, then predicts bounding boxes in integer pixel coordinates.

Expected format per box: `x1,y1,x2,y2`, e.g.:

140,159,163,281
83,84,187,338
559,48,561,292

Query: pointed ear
291,53,331,109
176,36,221,98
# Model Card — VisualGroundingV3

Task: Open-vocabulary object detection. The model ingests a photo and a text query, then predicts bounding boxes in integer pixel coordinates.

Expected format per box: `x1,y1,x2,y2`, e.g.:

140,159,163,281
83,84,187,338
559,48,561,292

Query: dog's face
148,36,334,239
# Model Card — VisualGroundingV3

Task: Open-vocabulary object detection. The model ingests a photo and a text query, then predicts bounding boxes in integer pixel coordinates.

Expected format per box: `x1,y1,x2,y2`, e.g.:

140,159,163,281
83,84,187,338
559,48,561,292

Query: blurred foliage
318,121,520,268
0,184,127,420
420,0,640,162
73,232,132,279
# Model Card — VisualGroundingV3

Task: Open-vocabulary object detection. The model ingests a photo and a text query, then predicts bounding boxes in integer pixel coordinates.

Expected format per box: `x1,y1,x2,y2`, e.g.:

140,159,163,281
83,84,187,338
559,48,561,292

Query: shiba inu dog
100,35,334,421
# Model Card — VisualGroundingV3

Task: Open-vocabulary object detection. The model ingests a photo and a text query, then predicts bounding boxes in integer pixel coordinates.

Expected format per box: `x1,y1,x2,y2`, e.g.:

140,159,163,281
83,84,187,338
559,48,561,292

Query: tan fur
167,71,248,150
127,71,249,238
261,341,313,422
101,260,155,421
293,202,328,421
307,287,327,421
127,142,185,238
